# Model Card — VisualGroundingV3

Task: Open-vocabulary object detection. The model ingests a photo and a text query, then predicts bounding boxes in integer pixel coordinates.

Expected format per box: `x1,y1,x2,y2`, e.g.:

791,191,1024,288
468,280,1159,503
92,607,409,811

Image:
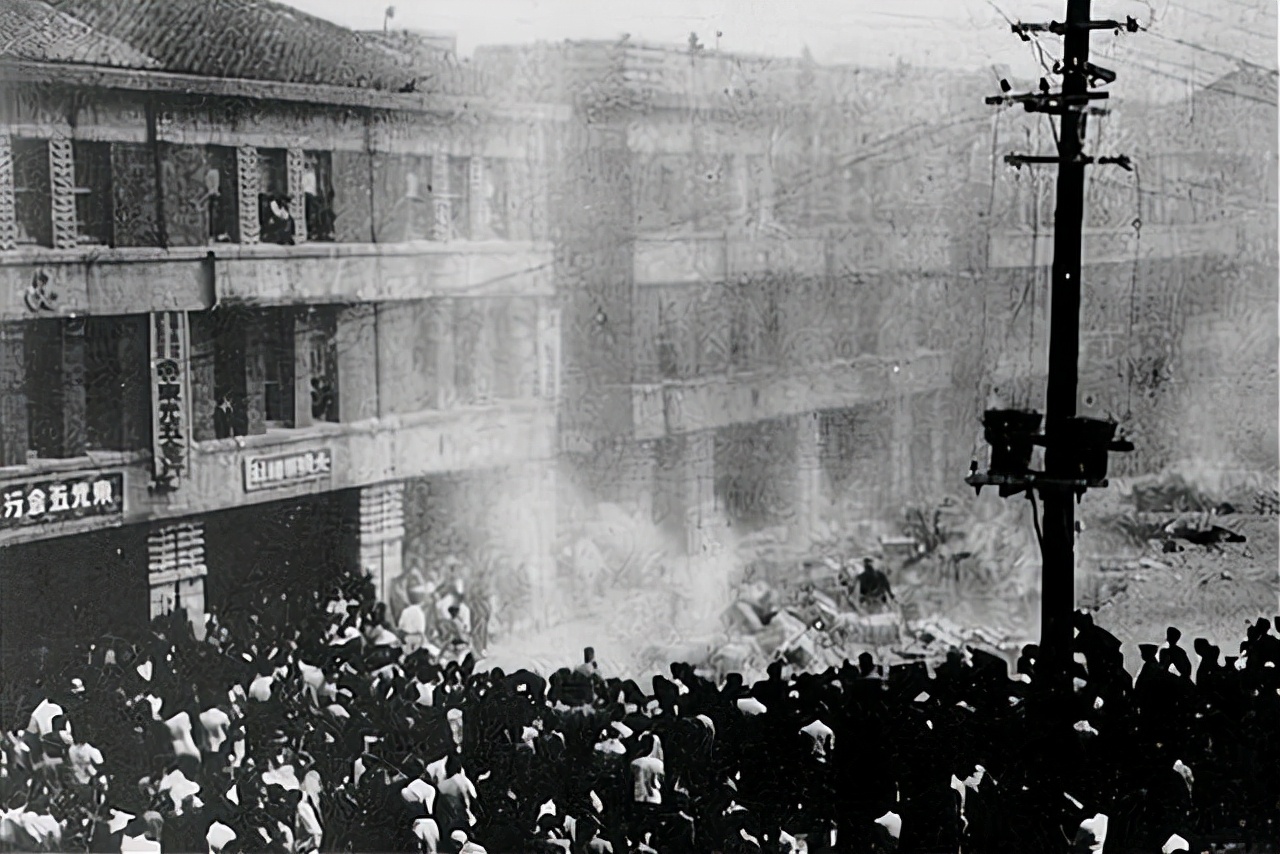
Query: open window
303,151,335,242
257,148,294,245
23,319,70,459
262,310,295,428
12,138,52,247
84,315,149,452
305,307,339,423
72,141,113,246
206,145,240,243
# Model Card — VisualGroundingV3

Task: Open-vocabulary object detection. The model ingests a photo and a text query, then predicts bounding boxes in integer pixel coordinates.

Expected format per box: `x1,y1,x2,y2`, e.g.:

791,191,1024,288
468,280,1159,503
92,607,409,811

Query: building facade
981,64,1278,484
475,42,990,570
0,3,565,685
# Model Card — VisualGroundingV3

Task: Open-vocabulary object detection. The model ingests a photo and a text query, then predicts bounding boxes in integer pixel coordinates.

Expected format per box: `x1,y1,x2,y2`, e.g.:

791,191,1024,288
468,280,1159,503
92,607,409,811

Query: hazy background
280,0,1277,101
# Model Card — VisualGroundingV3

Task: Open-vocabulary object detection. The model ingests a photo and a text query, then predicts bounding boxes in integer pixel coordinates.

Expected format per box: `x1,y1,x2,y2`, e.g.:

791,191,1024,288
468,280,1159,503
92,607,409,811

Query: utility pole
970,0,1140,736
1039,0,1093,707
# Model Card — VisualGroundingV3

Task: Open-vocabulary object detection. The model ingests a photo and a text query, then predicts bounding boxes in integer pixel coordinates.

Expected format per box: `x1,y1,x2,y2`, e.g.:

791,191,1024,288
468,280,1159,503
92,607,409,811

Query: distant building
475,41,991,558
984,63,1278,480
0,0,564,684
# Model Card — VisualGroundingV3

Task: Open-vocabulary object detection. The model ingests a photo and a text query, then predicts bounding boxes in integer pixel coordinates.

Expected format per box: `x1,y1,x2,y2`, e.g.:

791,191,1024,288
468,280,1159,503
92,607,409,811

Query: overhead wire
1125,162,1143,420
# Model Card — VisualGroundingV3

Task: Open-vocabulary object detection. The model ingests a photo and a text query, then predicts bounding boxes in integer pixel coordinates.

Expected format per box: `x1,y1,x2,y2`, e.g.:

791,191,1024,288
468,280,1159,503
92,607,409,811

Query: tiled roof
44,0,416,89
0,0,159,67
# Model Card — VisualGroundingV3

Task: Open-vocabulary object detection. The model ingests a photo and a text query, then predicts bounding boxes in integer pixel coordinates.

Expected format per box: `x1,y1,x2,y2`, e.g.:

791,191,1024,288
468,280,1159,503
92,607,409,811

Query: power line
1148,30,1276,67
1123,58,1277,106
1164,2,1275,40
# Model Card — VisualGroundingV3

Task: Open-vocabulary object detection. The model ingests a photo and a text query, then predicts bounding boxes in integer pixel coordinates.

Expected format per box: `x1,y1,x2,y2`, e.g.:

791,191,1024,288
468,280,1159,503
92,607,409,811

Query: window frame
11,138,53,248
71,140,114,247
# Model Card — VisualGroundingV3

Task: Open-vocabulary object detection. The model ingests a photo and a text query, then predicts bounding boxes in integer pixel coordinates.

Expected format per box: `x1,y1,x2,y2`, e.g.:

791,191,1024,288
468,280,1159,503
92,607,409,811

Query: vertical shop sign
151,311,192,489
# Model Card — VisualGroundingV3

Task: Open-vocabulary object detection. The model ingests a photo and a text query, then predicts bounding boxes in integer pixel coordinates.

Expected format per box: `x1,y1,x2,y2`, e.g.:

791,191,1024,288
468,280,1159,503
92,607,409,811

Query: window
479,158,508,240
12,139,52,247
198,306,338,439
207,145,240,243
257,148,293,245
19,318,122,460
373,153,431,242
84,316,149,452
262,310,295,428
448,156,470,239
72,141,113,245
303,151,335,242
306,308,339,423
23,319,69,459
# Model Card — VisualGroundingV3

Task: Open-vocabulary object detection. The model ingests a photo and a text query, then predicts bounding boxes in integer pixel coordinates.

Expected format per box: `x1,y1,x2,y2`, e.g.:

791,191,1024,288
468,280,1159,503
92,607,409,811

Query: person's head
584,647,596,664
1139,643,1158,663
1166,626,1181,645
1073,610,1093,630
448,605,460,618
1193,637,1212,657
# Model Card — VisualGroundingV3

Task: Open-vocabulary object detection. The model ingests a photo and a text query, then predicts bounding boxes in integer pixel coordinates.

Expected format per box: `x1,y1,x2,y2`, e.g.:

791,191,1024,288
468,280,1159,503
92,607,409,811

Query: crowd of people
1,562,1277,854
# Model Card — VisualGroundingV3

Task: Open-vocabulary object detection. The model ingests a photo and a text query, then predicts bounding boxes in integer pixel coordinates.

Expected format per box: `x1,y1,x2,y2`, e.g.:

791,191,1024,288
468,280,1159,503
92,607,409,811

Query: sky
280,0,1277,101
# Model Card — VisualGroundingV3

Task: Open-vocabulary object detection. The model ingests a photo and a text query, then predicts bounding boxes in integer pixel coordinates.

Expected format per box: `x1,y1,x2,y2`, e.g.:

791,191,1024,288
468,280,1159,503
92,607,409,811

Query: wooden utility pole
972,6,1139,703
1039,0,1094,703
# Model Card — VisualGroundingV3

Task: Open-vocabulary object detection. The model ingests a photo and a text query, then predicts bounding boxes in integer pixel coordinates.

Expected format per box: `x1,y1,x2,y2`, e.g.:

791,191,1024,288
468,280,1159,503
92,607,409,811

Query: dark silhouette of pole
1039,0,1093,708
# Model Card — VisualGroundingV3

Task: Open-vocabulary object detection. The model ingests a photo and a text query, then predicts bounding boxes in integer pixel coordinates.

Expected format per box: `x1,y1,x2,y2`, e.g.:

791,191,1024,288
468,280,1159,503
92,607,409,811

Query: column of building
147,521,208,636
791,411,823,547
890,393,914,508
358,481,406,604
659,430,717,559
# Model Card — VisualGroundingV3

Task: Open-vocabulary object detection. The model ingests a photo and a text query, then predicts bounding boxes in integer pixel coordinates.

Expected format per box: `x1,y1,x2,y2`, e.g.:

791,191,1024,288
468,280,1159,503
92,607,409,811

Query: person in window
214,391,248,439
260,195,296,245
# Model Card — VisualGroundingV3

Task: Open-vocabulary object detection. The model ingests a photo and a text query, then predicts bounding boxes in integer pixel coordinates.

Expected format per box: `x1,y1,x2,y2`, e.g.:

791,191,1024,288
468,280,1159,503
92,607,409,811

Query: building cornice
0,58,570,122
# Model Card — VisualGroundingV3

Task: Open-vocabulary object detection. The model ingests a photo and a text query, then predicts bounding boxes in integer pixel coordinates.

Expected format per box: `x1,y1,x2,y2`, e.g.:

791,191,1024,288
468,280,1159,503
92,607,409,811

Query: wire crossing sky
280,0,1276,101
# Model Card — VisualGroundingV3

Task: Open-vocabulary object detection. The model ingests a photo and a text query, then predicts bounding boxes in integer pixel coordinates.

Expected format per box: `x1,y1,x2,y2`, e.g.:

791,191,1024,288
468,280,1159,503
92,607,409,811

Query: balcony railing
986,218,1261,269
0,247,214,319
632,228,955,286
213,240,554,305
0,399,556,545
566,351,952,442
0,240,554,318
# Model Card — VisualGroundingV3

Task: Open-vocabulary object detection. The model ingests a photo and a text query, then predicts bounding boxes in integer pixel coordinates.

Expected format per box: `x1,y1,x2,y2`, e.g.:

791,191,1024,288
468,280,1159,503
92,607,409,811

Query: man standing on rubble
858,558,895,613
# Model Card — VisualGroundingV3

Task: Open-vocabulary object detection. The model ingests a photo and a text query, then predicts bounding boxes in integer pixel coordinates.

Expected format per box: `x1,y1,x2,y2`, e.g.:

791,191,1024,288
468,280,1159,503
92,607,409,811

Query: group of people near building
1,561,1278,853
387,558,489,660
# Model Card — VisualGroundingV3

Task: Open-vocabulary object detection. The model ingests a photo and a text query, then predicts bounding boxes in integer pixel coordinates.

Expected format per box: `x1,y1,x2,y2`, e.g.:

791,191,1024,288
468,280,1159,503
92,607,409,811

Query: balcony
1,240,554,319
617,350,951,439
632,229,954,286
0,247,213,320
986,218,1261,269
212,241,556,304
0,399,556,546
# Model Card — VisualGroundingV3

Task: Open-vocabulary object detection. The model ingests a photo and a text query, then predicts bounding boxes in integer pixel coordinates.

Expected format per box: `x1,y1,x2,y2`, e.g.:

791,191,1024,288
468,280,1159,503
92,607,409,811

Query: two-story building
0,0,565,686
474,41,992,566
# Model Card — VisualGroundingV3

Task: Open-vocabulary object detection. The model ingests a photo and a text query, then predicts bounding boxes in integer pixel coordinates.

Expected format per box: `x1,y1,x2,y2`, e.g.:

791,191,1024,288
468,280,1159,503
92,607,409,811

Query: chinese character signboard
244,449,333,492
1,472,125,532
151,312,192,489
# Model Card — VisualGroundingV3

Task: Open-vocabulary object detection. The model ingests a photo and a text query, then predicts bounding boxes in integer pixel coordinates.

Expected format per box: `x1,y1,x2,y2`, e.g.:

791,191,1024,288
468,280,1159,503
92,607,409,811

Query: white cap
874,811,902,840
1163,834,1190,853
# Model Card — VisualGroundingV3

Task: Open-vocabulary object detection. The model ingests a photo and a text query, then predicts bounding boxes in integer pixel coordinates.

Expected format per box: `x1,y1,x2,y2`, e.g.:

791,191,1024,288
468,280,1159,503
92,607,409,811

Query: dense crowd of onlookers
1,564,1277,853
